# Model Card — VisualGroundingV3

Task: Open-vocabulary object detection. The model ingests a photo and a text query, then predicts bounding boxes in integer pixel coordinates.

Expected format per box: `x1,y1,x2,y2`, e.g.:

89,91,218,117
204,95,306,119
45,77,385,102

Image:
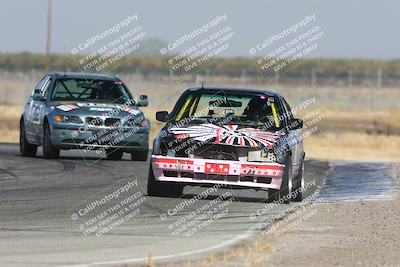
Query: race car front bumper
151,155,285,190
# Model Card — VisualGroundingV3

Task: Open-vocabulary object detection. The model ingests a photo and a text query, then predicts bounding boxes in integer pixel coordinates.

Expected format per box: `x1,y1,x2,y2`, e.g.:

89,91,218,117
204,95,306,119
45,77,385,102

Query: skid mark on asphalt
57,160,76,172
319,162,398,202
0,168,19,181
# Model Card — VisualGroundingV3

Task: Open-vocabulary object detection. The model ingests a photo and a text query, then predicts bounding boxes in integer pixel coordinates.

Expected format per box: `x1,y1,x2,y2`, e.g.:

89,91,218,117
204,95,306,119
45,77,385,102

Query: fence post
347,70,352,89
169,69,173,85
240,68,246,84
275,70,279,88
311,68,316,88
24,74,29,100
377,67,382,89
196,74,201,86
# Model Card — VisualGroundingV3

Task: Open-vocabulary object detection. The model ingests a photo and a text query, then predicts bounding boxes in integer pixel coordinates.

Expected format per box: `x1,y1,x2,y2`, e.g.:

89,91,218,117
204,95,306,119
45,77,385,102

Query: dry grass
305,132,400,163
1,76,399,162
0,104,22,143
132,238,273,267
319,108,400,131
2,102,399,163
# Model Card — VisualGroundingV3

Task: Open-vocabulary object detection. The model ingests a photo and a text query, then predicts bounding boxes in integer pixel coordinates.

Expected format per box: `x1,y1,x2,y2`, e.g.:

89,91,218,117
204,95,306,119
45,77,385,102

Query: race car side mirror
288,118,303,130
156,111,169,122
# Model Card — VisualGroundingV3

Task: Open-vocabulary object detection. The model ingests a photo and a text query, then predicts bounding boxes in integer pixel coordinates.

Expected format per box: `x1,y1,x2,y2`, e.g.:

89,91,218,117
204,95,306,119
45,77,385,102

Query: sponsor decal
89,107,113,112
121,107,140,115
57,104,79,112
169,124,281,148
205,163,230,175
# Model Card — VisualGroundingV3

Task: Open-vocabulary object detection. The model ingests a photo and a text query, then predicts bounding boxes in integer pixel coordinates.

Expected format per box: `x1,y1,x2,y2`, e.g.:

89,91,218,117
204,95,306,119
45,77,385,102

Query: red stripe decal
216,128,220,144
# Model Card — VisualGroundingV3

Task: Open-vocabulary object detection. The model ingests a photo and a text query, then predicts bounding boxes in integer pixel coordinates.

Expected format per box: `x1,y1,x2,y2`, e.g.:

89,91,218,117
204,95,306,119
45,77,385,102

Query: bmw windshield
51,78,133,104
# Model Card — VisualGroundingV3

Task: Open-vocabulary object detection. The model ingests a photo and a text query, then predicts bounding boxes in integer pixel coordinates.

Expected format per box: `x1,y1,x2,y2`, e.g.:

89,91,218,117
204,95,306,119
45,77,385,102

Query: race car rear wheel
130,149,148,161
292,159,305,202
105,149,123,160
19,121,37,157
43,123,60,159
147,166,183,197
269,157,292,204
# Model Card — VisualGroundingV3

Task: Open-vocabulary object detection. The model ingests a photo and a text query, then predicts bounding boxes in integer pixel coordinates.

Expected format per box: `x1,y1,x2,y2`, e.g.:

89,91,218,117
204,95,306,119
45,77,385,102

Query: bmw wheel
105,149,123,160
19,120,37,157
43,122,60,159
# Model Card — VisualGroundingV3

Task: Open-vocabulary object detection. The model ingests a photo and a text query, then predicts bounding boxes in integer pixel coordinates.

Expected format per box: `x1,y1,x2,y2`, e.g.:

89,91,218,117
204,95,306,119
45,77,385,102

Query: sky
0,0,398,59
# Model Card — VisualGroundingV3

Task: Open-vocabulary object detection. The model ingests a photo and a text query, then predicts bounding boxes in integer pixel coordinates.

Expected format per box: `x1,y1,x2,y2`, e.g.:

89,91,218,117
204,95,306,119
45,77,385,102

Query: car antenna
201,82,204,89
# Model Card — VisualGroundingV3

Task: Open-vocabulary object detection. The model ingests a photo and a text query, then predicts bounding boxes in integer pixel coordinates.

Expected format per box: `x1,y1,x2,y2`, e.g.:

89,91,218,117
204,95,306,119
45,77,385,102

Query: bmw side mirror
156,111,169,122
288,118,303,130
137,95,148,107
33,92,45,101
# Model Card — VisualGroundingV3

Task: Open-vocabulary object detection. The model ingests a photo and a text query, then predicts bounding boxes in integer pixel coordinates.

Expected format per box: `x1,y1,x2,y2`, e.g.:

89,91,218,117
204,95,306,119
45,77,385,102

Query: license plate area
204,163,230,175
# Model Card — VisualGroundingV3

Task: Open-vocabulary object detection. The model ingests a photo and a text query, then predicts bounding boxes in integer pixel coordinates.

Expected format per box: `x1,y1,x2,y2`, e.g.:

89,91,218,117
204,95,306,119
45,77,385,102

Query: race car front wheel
19,121,37,157
147,166,183,197
43,123,60,159
269,157,292,204
292,159,305,202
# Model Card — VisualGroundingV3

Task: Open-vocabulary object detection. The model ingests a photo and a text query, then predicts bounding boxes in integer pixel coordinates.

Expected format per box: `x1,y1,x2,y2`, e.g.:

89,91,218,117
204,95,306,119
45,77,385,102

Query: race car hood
163,123,284,150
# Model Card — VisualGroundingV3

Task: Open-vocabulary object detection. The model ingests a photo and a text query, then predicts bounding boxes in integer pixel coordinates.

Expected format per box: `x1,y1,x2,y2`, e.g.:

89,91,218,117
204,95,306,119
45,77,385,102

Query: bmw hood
53,102,143,118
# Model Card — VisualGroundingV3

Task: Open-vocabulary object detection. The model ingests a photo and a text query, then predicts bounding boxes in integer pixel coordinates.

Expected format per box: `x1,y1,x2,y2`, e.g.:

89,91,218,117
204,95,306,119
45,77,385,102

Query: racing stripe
238,136,245,146
226,136,235,145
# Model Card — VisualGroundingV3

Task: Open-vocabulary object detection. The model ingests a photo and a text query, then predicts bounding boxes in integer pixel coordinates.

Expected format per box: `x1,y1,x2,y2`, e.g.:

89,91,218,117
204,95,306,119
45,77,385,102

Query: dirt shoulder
263,165,400,267
265,200,400,267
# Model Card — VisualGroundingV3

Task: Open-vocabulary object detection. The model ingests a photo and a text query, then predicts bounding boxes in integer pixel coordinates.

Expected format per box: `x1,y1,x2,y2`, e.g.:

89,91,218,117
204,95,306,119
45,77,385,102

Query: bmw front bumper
50,125,149,153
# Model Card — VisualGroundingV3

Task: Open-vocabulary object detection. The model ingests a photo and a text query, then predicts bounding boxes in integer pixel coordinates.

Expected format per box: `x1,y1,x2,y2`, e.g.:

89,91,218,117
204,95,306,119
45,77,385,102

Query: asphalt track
0,144,330,267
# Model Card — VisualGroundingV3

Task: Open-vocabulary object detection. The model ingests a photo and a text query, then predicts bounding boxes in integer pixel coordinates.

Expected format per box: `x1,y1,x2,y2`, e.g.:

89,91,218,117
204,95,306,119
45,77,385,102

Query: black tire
147,166,183,197
105,149,124,160
19,120,37,157
269,157,292,204
292,159,305,202
130,149,148,161
43,122,60,159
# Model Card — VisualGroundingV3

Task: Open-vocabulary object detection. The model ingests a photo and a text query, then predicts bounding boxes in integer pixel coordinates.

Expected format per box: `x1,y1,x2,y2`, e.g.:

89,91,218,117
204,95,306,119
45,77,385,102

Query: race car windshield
174,92,282,129
51,78,134,104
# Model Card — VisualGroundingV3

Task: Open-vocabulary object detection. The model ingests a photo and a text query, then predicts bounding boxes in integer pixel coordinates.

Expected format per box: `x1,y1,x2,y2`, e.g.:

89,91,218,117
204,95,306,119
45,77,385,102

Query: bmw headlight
53,115,83,124
123,118,149,129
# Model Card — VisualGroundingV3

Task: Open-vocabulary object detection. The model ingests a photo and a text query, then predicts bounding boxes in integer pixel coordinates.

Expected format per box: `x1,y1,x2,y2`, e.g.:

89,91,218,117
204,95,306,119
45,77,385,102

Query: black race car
148,87,305,203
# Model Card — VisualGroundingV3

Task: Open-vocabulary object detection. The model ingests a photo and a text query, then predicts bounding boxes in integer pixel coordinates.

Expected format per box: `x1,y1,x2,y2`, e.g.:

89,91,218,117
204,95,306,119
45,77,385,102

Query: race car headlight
247,150,277,162
53,115,83,124
273,146,287,164
152,137,162,155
